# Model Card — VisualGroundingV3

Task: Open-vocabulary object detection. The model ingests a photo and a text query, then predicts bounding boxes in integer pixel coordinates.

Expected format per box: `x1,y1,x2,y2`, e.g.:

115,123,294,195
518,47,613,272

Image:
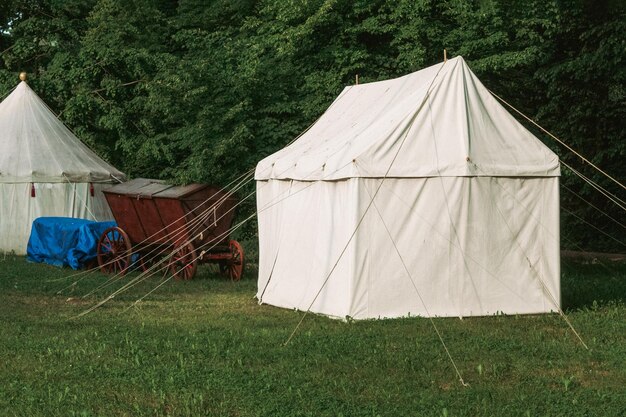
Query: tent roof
256,56,560,181
0,81,125,183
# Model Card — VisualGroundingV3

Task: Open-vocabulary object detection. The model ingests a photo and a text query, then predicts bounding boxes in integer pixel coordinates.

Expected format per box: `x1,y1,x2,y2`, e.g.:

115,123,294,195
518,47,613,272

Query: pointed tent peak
452,55,474,70
13,79,32,93
1,80,51,118
440,54,467,70
0,75,125,184
256,55,559,181
348,55,464,91
19,72,27,82
4,79,39,103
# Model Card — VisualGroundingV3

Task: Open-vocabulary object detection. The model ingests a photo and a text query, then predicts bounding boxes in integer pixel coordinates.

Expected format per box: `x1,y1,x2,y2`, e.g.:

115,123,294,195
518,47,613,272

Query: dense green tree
0,0,623,250
534,0,625,251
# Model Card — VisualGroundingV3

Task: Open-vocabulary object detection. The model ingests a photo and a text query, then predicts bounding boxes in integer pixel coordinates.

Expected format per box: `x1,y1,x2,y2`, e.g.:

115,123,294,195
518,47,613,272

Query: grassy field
0,256,625,417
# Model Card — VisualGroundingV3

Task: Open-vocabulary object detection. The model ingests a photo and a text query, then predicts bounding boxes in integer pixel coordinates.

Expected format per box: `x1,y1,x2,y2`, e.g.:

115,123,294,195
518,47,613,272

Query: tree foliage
0,0,623,250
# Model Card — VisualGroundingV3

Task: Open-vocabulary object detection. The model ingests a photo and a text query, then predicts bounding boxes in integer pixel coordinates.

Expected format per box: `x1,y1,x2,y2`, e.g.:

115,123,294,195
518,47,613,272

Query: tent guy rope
72,172,255,298
488,183,589,349
70,104,357,300
561,162,626,211
562,206,626,249
283,58,448,343
362,179,469,386
91,93,370,306
561,183,626,230
54,167,257,289
488,88,626,193
75,155,358,316
61,175,98,221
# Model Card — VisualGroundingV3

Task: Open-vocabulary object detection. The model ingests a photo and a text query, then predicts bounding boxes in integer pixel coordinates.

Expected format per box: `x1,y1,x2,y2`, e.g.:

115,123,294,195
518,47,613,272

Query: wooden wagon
97,178,244,280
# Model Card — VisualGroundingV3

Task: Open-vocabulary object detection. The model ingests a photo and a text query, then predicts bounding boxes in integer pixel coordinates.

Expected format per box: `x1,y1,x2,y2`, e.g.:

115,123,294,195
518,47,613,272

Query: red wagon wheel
169,242,198,281
220,240,244,281
97,227,132,275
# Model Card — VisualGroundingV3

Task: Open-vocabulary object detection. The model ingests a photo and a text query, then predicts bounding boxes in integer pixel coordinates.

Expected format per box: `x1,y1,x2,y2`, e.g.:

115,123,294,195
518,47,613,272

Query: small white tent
255,56,561,319
0,79,125,254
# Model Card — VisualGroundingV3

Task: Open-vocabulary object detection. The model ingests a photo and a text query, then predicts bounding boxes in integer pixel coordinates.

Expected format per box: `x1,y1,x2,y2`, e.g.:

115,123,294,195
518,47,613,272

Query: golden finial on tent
19,72,27,82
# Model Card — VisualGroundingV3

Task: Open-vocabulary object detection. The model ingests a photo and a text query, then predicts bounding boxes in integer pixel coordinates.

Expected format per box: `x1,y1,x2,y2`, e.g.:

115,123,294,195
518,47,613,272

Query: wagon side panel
183,187,237,249
154,199,189,246
103,193,148,243
130,198,169,244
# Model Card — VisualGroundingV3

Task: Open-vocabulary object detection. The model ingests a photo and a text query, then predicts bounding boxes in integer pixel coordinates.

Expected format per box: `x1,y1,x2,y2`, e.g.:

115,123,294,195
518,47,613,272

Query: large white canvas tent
0,79,125,254
255,56,561,319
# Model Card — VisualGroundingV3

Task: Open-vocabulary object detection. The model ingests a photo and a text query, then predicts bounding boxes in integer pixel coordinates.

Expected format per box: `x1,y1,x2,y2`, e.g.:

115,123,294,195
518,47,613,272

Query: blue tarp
27,217,116,269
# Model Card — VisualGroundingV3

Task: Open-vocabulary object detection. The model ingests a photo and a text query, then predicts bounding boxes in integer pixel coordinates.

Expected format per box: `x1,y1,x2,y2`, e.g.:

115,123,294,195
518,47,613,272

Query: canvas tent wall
255,56,561,320
0,80,125,254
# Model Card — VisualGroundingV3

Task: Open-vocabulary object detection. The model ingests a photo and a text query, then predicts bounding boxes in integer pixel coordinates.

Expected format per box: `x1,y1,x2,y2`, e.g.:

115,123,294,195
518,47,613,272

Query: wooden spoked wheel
221,240,244,281
169,242,198,281
97,227,132,275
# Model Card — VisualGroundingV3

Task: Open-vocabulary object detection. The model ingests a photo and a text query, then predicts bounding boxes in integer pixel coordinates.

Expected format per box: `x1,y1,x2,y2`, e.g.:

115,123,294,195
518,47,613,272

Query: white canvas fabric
256,57,559,180
255,56,561,319
0,183,114,254
0,81,124,183
0,81,124,254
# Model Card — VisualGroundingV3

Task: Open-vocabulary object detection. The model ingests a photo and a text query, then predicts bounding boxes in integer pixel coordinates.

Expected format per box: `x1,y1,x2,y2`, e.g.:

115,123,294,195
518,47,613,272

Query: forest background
0,0,623,251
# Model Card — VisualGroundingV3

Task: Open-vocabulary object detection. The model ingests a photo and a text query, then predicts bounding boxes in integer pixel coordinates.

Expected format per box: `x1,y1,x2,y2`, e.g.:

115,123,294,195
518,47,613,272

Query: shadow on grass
561,258,626,311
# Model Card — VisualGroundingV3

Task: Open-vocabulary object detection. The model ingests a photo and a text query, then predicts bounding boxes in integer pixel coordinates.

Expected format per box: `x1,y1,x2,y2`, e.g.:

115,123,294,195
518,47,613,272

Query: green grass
0,256,625,416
